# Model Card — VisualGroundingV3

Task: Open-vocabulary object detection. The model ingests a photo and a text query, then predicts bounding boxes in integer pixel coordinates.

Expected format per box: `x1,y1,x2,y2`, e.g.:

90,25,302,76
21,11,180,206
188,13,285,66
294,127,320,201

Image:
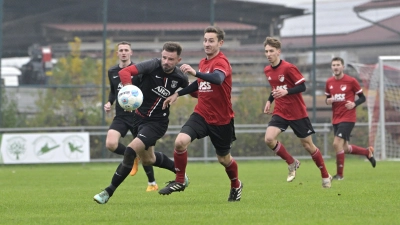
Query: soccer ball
117,85,143,111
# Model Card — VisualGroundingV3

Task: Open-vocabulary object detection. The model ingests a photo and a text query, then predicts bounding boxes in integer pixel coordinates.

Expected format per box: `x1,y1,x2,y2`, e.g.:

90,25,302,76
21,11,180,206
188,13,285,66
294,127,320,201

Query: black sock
153,151,175,173
113,143,126,155
105,162,131,197
143,165,155,183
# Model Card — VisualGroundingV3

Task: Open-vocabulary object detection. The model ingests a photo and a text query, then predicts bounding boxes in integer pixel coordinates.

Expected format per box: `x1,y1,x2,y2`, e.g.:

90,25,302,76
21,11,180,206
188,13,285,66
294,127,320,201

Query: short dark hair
117,41,131,47
263,37,281,49
204,26,225,41
331,57,344,65
163,42,182,56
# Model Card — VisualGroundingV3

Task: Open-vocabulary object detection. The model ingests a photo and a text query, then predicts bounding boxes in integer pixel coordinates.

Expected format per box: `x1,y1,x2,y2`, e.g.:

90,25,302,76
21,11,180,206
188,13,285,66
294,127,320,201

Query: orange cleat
130,157,139,176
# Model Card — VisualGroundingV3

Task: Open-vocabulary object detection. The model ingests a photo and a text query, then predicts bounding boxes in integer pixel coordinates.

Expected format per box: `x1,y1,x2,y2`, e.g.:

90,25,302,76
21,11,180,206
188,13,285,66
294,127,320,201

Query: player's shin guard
336,150,345,177
311,148,329,178
106,162,131,196
173,149,187,184
273,141,295,165
153,151,175,173
225,159,240,188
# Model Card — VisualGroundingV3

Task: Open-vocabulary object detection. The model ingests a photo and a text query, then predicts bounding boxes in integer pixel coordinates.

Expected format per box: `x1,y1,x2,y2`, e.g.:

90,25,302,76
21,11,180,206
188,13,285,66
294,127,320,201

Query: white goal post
377,56,400,160
352,56,400,160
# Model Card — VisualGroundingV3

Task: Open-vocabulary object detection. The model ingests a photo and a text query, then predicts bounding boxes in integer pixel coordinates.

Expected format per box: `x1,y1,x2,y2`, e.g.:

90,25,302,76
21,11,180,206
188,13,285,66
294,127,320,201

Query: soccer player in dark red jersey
93,42,190,204
104,41,158,192
325,57,376,180
158,26,243,201
263,37,332,188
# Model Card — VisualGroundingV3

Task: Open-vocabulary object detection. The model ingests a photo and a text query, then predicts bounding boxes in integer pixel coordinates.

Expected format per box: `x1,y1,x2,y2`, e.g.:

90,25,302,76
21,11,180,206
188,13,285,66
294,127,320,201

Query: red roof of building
44,22,257,32
282,14,400,49
354,0,400,12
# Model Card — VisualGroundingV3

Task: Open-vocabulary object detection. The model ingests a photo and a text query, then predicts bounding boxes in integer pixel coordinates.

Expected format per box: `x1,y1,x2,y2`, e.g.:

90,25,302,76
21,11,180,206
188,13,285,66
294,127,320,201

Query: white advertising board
0,132,90,164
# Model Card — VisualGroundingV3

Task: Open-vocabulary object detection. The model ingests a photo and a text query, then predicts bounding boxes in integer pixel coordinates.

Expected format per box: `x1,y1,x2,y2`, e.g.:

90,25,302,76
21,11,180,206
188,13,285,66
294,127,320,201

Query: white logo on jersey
268,76,271,80
117,82,123,91
340,85,347,91
199,81,212,91
330,85,333,89
278,74,285,82
276,84,288,90
155,75,162,79
113,76,119,79
171,80,178,88
152,86,171,98
332,93,346,102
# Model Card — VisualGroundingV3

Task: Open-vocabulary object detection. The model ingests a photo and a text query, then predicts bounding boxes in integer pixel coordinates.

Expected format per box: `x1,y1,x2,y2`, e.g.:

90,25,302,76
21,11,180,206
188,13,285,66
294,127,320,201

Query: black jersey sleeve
107,69,116,105
134,58,161,75
195,70,225,85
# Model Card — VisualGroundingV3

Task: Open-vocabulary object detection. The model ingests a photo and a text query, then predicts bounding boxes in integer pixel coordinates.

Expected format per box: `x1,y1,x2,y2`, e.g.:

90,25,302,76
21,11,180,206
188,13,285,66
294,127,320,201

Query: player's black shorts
332,122,355,141
109,115,135,137
132,116,169,150
268,115,315,138
180,112,236,157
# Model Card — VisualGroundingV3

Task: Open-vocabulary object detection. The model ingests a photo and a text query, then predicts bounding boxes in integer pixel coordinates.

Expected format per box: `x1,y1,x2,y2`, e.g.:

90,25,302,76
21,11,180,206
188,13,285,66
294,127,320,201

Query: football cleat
287,159,301,182
146,183,159,192
130,157,139,176
158,181,186,195
367,146,376,168
93,190,110,204
322,174,333,188
184,173,190,187
332,174,344,180
228,181,243,202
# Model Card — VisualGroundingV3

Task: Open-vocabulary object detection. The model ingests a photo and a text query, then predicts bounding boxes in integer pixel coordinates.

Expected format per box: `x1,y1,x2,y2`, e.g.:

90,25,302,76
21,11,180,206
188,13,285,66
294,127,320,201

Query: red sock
174,149,187,184
225,159,240,188
311,148,329,178
336,150,345,177
348,145,369,157
273,142,295,165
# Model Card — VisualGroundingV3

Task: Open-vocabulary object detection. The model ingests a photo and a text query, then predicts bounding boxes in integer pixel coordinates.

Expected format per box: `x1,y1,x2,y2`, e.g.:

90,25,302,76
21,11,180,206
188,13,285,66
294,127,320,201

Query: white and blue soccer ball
117,85,143,111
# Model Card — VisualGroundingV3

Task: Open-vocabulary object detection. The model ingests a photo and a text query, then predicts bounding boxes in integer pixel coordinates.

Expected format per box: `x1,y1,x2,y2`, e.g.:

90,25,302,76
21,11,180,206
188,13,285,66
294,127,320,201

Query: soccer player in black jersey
104,41,158,192
94,42,190,204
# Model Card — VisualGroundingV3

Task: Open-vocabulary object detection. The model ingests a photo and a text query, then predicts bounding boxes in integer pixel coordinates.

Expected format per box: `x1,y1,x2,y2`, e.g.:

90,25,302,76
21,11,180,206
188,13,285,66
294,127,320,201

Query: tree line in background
0,37,369,158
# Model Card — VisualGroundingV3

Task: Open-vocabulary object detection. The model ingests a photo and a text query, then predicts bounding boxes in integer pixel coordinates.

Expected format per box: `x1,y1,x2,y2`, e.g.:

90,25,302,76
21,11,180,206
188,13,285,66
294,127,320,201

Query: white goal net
353,56,400,160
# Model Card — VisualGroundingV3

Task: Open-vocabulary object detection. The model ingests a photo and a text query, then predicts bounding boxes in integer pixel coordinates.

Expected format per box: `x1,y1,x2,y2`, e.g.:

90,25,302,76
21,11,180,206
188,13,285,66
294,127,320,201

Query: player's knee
122,148,136,167
302,142,315,153
217,153,231,166
105,140,118,151
174,136,190,150
264,136,275,145
332,142,341,150
141,157,155,166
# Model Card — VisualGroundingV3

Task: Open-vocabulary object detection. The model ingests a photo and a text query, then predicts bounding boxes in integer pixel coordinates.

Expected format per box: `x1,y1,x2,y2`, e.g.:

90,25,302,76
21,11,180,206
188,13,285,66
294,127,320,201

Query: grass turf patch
1,159,399,225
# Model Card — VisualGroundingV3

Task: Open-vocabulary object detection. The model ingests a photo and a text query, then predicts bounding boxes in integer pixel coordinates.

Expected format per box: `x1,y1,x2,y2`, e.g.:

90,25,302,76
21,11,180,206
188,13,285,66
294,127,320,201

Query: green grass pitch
1,158,399,225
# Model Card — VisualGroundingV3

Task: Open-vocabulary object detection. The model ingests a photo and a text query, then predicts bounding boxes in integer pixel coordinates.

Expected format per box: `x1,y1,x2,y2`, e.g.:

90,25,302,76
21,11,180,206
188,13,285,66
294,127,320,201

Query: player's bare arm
162,93,179,109
104,101,112,112
264,101,272,114
272,89,288,99
264,91,274,114
273,82,306,99
326,97,333,105
180,64,196,76
345,100,356,110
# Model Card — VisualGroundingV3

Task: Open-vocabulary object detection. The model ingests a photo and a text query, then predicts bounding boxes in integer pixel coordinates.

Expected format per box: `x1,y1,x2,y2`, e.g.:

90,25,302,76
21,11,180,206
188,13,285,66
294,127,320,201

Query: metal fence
0,122,364,163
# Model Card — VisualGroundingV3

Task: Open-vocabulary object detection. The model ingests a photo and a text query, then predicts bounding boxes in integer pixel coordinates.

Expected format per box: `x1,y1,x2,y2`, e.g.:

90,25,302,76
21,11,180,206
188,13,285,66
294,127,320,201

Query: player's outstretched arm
119,65,139,85
104,102,112,113
180,64,196,76
263,101,272,114
162,93,179,110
